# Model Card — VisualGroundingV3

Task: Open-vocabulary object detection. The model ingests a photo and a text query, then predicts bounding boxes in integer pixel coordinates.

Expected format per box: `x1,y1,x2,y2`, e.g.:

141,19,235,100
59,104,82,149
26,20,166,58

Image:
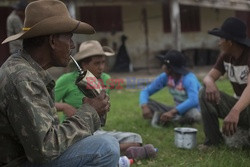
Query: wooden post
170,0,181,51
65,0,76,19
64,0,78,54
142,7,150,73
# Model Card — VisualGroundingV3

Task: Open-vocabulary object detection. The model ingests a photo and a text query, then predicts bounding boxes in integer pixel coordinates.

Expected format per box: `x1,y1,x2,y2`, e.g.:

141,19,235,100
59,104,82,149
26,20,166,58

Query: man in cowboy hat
55,40,117,117
199,17,250,148
6,0,28,54
55,40,157,159
140,50,201,127
0,1,119,166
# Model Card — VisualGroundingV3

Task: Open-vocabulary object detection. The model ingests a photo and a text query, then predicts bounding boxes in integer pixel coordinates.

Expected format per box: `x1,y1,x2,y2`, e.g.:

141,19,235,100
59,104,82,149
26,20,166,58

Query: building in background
0,0,250,72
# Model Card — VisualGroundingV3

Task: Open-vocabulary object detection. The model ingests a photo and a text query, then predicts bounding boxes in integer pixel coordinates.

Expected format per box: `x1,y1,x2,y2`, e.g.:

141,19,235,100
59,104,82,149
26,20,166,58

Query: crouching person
140,50,201,127
199,17,250,149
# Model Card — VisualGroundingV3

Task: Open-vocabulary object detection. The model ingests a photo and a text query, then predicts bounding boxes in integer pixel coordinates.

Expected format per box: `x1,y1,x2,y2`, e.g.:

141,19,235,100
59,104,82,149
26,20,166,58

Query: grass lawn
103,78,250,167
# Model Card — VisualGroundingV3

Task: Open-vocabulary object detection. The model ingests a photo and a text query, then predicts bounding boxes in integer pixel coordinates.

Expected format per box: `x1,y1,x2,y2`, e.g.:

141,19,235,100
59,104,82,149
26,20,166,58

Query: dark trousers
148,99,201,126
199,87,250,146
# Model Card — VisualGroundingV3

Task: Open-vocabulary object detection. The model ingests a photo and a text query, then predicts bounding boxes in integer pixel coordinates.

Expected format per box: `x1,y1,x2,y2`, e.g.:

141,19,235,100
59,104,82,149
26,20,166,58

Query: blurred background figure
6,0,28,55
140,50,201,128
113,35,131,72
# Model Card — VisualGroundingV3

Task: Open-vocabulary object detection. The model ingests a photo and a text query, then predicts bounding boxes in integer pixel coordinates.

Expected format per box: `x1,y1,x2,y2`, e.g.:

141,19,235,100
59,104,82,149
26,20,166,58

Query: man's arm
9,79,105,163
160,73,199,122
139,73,167,119
139,73,167,105
203,68,222,104
141,104,153,119
175,73,200,115
223,72,250,136
55,102,77,117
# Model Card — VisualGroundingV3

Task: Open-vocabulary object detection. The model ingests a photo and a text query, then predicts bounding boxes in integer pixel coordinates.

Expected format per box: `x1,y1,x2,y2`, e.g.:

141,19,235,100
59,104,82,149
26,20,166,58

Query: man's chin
54,62,68,68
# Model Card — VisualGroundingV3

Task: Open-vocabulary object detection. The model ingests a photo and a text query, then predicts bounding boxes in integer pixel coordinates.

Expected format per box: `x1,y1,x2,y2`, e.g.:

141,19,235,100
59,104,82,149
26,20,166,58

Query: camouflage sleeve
7,79,100,163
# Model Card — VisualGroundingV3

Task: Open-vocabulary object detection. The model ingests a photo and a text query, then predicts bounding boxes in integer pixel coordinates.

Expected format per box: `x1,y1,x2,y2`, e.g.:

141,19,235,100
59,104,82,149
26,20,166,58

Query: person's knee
199,87,206,100
129,133,143,144
135,133,143,144
183,108,202,124
101,134,120,157
194,111,202,123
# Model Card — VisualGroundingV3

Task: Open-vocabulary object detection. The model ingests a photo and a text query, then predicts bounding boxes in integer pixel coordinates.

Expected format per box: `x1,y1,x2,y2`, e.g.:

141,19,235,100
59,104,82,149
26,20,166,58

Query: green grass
103,78,250,167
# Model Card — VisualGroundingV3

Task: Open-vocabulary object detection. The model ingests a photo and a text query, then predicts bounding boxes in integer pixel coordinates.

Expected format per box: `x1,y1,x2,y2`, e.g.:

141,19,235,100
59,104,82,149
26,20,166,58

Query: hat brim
156,54,165,62
102,46,115,56
2,16,95,44
156,54,189,75
208,28,250,47
73,51,106,62
73,46,114,62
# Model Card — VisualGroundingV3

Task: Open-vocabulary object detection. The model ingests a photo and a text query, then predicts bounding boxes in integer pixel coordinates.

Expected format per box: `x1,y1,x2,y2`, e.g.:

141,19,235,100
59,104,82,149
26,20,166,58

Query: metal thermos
70,55,106,126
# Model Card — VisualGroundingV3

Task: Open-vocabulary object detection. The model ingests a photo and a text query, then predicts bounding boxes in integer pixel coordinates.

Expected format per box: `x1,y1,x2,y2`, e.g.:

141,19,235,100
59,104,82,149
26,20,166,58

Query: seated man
0,1,119,167
55,40,155,158
140,50,201,127
199,17,250,149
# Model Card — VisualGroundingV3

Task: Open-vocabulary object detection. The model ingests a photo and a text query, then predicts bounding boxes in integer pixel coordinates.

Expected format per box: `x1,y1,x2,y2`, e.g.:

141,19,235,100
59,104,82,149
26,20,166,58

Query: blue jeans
22,134,120,167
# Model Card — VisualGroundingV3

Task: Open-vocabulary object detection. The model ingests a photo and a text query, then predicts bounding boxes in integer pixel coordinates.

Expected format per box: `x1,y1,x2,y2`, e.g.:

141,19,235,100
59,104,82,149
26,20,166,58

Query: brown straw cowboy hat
2,0,95,44
73,40,115,62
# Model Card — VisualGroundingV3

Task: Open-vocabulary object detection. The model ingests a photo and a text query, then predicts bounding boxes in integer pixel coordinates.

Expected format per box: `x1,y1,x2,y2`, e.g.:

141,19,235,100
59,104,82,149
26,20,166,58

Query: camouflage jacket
0,51,101,166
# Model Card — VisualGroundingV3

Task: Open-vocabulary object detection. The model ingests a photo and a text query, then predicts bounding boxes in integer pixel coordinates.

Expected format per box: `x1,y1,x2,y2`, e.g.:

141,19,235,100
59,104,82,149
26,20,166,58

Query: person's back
0,53,28,165
0,51,59,164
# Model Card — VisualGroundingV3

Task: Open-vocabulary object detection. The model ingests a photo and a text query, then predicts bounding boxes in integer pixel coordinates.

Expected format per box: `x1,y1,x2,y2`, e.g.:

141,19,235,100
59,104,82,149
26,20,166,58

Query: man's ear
225,39,233,47
80,61,88,70
49,35,56,50
228,40,233,47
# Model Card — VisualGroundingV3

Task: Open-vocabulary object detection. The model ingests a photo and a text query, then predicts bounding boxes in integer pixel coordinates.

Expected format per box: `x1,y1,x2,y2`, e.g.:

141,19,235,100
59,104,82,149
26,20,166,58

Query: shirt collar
20,50,55,88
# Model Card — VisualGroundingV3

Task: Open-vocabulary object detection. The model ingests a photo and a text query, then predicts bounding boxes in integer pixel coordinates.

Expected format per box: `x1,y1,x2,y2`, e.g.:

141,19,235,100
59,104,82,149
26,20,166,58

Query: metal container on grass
174,127,197,149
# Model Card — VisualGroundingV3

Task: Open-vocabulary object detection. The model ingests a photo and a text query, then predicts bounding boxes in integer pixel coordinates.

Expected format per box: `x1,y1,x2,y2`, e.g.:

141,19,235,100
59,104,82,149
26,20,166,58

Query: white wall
75,3,236,69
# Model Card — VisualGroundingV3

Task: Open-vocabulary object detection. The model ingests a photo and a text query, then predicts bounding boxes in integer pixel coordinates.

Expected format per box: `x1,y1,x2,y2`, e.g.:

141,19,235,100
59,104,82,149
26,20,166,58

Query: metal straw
70,55,84,75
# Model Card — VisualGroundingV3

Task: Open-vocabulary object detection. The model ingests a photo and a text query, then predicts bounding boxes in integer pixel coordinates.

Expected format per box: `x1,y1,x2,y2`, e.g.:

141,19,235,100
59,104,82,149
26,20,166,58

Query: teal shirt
55,71,111,109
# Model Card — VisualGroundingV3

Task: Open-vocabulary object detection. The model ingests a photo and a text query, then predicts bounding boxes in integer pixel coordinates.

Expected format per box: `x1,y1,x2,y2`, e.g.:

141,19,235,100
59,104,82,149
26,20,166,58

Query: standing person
0,1,119,167
199,17,250,148
113,35,131,72
55,40,156,159
6,0,28,54
140,50,201,127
